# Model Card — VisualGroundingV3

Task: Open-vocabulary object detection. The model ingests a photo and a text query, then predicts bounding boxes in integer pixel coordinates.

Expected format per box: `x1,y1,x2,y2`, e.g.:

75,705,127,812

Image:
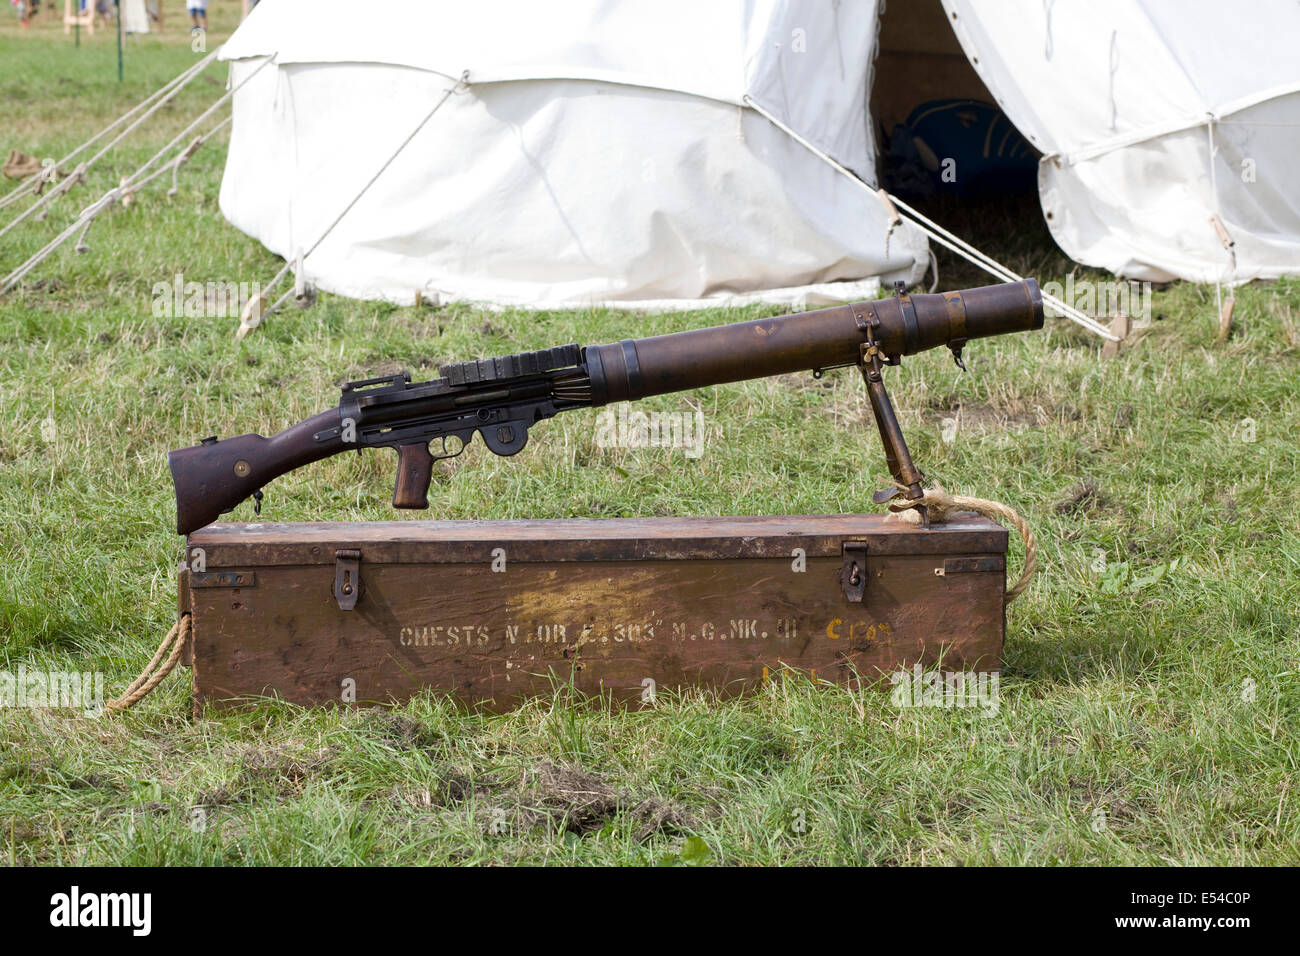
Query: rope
1205,116,1239,321
238,69,471,339
880,190,1115,340
740,94,1119,342
1,59,272,296
0,48,225,242
887,482,1038,603
105,614,191,712
128,113,232,197
119,59,270,196
0,48,221,213
64,116,234,255
0,161,51,214
1,189,123,295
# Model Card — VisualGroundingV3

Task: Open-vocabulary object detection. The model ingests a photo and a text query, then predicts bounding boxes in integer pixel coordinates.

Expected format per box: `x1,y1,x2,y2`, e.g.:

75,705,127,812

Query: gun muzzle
585,279,1043,404
875,277,1044,357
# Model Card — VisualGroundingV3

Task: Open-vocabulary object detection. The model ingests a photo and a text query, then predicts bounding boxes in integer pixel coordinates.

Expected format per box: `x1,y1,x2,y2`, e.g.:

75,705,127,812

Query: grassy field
2,6,1298,866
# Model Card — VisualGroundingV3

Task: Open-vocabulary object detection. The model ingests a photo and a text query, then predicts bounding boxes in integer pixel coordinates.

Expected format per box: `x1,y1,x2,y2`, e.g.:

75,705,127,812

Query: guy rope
0,48,220,216
0,53,275,297
236,70,472,339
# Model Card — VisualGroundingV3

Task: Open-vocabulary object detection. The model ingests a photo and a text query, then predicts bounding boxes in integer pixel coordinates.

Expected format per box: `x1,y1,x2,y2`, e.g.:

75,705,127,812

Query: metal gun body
169,280,1043,534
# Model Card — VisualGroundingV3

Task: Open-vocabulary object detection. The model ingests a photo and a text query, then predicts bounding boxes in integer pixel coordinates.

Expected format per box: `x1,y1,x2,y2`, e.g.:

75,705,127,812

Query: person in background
188,0,206,33
15,0,41,29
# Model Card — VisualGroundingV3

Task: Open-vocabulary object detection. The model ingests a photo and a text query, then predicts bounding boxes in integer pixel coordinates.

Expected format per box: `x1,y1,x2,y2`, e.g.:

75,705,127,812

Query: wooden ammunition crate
179,515,1008,711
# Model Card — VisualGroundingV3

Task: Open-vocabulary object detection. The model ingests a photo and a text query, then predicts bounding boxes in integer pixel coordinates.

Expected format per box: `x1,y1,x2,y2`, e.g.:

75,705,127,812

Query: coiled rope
887,483,1038,602
105,613,191,712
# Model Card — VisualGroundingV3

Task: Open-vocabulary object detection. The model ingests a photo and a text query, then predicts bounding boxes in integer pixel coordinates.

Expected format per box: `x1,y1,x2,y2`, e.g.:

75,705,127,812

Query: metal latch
334,549,361,610
841,542,867,603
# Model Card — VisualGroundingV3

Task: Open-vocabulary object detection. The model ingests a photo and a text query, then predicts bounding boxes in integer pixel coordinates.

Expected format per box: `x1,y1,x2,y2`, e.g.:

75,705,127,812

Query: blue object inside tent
881,98,1039,198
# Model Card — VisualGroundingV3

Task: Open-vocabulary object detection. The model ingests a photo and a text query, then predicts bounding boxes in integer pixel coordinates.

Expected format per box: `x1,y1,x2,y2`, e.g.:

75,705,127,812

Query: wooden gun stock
169,411,345,534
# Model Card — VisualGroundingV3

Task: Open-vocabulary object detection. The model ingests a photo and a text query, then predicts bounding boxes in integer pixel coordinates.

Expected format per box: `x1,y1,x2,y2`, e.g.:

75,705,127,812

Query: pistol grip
392,442,434,509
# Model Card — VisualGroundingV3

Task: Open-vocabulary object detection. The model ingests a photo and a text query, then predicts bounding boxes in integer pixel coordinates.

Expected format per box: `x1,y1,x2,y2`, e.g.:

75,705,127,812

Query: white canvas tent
216,0,1299,313
943,0,1300,284
218,0,929,310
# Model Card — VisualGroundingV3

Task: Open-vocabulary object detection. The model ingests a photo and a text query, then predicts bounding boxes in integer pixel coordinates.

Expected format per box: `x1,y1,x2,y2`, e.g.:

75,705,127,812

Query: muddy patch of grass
1053,480,1110,516
501,761,696,840
237,743,339,794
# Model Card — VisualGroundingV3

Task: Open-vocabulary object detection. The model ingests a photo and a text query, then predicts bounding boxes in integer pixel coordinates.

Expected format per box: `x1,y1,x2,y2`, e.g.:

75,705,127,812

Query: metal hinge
334,549,361,610
841,542,867,603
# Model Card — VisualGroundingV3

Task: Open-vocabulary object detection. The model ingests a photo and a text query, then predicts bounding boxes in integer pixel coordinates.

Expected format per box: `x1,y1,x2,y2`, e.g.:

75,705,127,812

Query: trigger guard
432,431,472,461
479,421,529,456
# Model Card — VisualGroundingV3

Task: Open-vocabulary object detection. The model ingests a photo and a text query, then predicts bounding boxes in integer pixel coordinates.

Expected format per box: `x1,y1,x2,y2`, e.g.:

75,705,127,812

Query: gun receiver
169,279,1043,534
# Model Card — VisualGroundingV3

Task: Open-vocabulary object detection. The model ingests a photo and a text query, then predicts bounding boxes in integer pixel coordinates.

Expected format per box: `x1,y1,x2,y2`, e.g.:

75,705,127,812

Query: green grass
2,8,1299,865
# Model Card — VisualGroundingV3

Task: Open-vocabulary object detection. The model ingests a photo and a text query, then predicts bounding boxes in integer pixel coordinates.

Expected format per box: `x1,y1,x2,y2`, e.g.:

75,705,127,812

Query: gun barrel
169,279,1042,535
586,279,1042,403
